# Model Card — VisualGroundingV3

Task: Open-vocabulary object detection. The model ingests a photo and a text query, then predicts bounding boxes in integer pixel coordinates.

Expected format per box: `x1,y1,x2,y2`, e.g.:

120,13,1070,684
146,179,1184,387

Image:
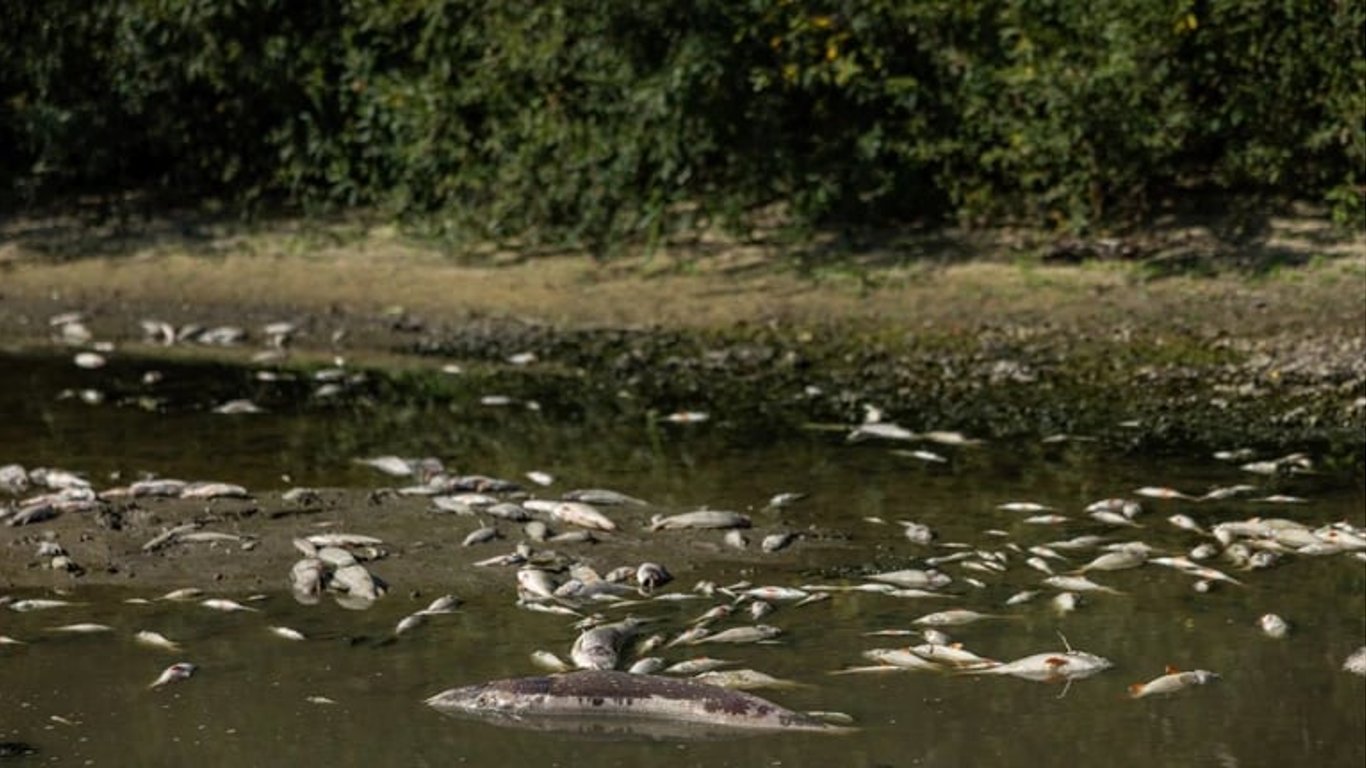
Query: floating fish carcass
648,510,751,532
965,650,1113,683
425,670,851,734
1128,666,1219,698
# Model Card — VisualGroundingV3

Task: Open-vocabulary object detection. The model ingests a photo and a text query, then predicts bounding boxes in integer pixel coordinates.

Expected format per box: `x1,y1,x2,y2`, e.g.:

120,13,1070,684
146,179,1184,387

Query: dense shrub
2,0,1361,247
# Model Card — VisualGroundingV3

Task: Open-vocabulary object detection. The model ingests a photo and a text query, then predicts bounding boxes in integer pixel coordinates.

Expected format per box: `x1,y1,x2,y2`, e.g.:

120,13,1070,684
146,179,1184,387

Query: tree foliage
2,0,1361,247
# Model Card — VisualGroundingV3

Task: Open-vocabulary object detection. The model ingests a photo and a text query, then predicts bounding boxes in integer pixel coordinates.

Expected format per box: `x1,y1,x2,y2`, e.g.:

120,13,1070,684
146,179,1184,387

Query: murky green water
2,350,1364,766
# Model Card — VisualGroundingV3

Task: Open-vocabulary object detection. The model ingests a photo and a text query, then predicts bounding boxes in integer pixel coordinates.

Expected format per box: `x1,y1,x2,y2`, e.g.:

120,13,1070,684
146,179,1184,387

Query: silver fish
269,626,306,641
549,502,617,532
9,599,80,612
665,657,736,675
48,623,113,634
912,609,1004,627
149,662,196,689
1128,667,1219,698
531,650,573,673
200,598,258,613
693,625,782,644
649,510,751,532
966,650,1112,682
1257,613,1289,639
134,630,182,651
694,669,802,691
1042,575,1121,594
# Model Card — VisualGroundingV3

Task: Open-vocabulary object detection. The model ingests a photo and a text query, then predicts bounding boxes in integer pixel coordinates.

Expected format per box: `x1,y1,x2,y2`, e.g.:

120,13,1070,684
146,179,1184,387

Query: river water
1,350,1363,767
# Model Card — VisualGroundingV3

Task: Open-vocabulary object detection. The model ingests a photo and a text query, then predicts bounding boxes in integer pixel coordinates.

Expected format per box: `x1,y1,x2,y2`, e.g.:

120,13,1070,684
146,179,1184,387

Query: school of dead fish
1,314,1364,733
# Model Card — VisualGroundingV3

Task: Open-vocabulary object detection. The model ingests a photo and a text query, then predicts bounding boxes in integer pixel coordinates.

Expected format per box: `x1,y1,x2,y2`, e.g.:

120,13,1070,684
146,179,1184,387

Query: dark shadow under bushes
2,0,1362,256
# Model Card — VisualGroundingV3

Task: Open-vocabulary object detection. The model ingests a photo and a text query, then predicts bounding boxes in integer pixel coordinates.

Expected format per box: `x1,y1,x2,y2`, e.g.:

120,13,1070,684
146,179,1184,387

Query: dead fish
1005,590,1041,606
0,635,26,645
531,650,573,673
549,502,617,532
1344,647,1366,676
861,648,942,671
899,521,936,544
761,532,797,553
1026,557,1055,575
997,502,1052,513
864,569,950,589
356,456,415,477
966,650,1113,682
177,531,248,545
1148,557,1243,585
425,670,848,733
665,657,736,676
1257,613,1289,639
896,449,948,464
462,526,500,547
396,613,428,636
526,471,555,487
149,662,197,689
1133,486,1196,501
1043,575,1121,594
649,510,751,532
571,618,643,670
1075,550,1147,573
1052,592,1082,614
1090,511,1143,527
1024,515,1070,525
848,423,917,442
424,595,462,614
180,482,250,500
1252,495,1308,504
134,631,182,651
922,430,982,447
694,669,802,691
748,600,775,620
9,599,80,612
743,586,809,602
156,588,203,602
1084,498,1143,517
269,626,306,641
213,400,264,415
200,598,258,613
724,529,749,549
563,489,650,507
628,657,667,675
765,493,807,510
516,569,558,599
693,625,782,644
912,610,1006,627
1167,514,1206,535
48,623,113,634
662,410,709,424
1128,666,1219,698
636,562,672,592
1200,484,1259,501
547,530,597,544
330,564,381,600
909,643,998,669
1047,535,1108,551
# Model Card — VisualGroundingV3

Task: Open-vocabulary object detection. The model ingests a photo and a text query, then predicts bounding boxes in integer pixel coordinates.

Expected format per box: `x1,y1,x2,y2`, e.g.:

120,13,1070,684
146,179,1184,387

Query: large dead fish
425,670,851,736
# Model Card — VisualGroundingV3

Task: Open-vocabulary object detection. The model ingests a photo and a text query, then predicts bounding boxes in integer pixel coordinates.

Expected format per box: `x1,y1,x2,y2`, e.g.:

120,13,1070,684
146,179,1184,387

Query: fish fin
1127,683,1146,697
1164,664,1181,675
1045,657,1068,668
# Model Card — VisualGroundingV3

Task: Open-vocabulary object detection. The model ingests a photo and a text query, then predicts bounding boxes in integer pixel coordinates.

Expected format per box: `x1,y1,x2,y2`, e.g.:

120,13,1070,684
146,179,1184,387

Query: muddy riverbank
2,213,1363,461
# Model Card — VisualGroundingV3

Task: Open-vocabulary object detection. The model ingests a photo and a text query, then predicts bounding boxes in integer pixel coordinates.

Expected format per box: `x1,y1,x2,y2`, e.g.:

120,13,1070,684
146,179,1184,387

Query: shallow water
1,350,1364,766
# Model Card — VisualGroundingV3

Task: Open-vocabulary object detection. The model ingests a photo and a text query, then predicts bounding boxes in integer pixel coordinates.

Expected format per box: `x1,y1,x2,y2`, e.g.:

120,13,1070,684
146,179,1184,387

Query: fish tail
1127,683,1145,697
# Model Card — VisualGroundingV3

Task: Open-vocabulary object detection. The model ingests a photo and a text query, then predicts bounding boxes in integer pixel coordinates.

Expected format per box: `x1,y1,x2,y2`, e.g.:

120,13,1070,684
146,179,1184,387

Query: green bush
2,0,1361,247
